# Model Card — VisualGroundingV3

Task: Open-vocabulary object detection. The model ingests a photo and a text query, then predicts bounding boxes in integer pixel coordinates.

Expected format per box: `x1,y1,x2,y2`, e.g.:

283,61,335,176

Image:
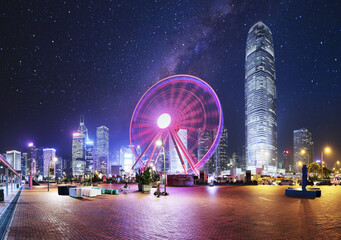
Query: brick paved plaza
6,184,341,239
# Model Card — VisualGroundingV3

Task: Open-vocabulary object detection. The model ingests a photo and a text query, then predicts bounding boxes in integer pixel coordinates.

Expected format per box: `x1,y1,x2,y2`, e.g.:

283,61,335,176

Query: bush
141,167,152,185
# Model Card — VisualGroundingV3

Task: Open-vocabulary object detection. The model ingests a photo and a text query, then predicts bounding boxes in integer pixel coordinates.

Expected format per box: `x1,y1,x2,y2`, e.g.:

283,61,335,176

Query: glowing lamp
157,113,171,129
73,132,81,137
324,147,331,153
28,142,34,147
155,140,162,146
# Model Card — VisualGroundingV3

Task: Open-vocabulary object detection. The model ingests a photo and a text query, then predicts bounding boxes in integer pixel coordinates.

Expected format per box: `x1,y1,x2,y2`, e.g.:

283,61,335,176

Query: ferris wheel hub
157,113,171,129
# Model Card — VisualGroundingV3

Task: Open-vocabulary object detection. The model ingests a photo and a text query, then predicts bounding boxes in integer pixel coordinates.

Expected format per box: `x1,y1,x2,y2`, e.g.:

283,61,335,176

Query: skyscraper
43,148,56,179
27,143,37,176
198,128,217,175
216,128,228,174
245,21,277,174
85,140,94,174
72,132,85,176
21,152,27,177
72,116,88,176
6,150,21,171
293,128,314,170
96,126,109,174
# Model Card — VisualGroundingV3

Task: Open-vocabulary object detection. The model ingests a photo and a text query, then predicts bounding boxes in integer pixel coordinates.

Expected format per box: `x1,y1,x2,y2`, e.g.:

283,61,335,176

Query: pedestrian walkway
0,187,21,240
5,184,341,239
0,188,21,217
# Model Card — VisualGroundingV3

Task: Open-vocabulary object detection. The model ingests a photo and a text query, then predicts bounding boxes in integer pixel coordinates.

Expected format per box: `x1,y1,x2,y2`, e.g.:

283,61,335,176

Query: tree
308,162,321,179
141,167,152,185
323,167,333,179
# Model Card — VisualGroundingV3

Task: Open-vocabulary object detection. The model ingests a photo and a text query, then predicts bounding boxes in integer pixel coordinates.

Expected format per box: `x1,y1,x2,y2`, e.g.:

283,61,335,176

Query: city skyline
1,1,340,165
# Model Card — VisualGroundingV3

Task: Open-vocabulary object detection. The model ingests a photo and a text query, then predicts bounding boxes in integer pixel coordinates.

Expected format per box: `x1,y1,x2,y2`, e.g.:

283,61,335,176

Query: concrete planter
142,184,151,193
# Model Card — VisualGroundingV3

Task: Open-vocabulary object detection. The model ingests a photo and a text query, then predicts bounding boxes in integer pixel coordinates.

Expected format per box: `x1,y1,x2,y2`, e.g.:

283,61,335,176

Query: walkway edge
1,187,22,240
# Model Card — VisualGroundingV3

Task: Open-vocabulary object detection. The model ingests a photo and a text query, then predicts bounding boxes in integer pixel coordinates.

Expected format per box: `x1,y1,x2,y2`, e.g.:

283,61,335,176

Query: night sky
1,1,340,165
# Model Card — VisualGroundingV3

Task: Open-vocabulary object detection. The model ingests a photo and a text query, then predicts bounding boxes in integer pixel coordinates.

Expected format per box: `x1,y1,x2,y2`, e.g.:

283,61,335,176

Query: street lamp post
320,147,331,180
48,157,58,192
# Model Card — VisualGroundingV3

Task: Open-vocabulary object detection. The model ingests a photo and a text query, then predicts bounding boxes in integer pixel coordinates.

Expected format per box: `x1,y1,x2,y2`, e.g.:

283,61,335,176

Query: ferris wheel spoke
144,143,157,171
169,130,188,174
134,112,154,122
170,129,199,176
173,87,190,110
131,131,162,171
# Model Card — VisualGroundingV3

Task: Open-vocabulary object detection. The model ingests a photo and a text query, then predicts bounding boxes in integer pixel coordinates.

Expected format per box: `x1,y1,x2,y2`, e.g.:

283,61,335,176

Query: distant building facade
72,132,86,176
198,128,217,175
43,148,56,179
27,143,38,176
96,126,109,174
293,128,314,170
169,129,188,173
6,150,21,171
85,140,94,175
21,152,27,177
216,128,228,174
120,145,134,174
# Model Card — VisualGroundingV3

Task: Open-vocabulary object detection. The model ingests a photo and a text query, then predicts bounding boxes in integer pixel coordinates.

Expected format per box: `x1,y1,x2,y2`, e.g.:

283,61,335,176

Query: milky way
0,1,340,164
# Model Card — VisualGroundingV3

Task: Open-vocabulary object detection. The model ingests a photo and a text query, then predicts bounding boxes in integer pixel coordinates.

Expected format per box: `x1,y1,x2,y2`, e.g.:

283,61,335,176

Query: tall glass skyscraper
245,21,277,174
72,116,88,176
96,126,109,174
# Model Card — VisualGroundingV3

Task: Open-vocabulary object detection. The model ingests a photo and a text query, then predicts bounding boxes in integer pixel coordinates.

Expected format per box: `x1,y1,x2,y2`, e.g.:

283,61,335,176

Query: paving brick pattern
6,184,341,239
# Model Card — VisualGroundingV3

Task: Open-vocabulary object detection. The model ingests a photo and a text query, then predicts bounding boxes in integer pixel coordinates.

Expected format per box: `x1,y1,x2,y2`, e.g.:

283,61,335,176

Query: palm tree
308,162,321,179
323,167,333,179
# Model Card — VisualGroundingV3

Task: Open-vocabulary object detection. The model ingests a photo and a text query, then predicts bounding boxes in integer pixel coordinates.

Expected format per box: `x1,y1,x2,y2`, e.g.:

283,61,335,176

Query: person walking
156,180,161,197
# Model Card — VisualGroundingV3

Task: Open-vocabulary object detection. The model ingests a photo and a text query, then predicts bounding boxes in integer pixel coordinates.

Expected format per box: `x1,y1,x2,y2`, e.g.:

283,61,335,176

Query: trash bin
16,183,19,188
0,189,4,201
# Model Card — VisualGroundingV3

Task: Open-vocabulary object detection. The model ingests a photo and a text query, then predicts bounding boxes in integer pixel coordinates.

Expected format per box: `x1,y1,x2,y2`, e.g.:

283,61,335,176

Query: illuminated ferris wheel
129,75,223,175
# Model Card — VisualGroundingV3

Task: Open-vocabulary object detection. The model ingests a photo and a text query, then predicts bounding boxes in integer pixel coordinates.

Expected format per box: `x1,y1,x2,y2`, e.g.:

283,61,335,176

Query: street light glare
155,140,162,146
324,147,331,153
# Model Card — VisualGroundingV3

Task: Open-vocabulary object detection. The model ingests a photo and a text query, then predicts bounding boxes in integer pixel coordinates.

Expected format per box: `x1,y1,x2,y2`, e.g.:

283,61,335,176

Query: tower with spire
72,115,88,176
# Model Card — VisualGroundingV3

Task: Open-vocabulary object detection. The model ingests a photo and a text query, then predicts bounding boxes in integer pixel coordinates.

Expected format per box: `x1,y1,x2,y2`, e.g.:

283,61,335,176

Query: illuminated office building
293,128,313,170
43,148,56,179
120,145,134,174
245,21,277,174
96,126,109,174
198,128,217,175
169,129,188,174
85,140,94,175
6,150,21,171
72,116,88,176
